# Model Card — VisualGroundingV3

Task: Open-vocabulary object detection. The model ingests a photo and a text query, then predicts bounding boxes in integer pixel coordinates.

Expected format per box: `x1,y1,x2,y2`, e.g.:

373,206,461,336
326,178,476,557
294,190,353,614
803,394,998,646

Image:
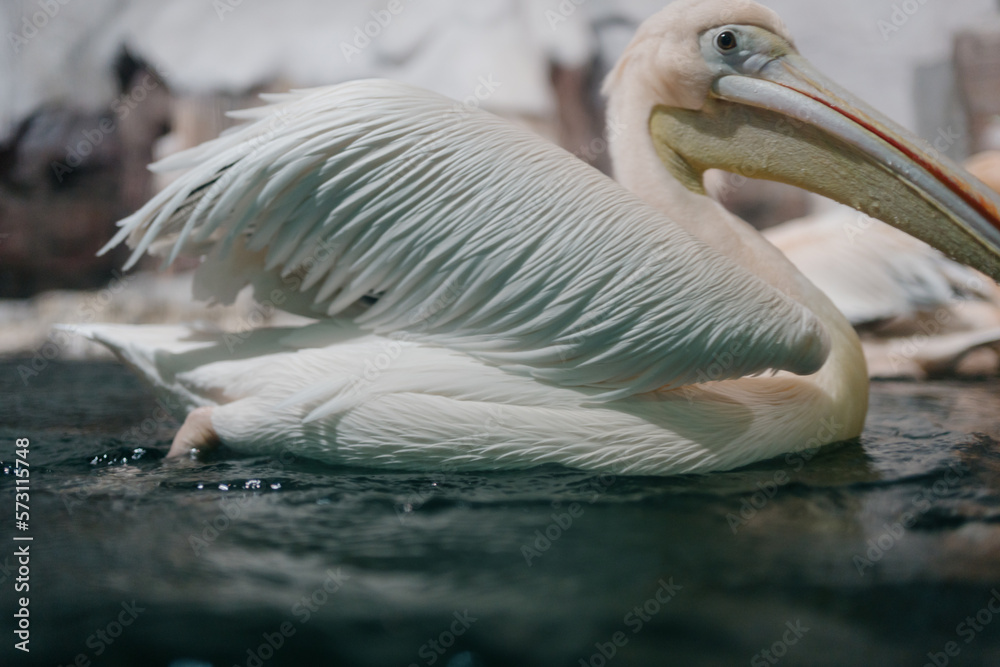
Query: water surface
2,360,1000,666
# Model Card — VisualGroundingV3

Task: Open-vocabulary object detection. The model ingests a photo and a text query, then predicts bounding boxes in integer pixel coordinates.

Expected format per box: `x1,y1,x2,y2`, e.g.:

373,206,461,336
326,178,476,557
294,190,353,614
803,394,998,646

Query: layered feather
103,79,830,400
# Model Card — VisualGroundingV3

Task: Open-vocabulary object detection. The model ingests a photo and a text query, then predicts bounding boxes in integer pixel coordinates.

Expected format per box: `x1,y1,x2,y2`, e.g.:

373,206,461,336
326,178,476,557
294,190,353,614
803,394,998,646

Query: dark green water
2,360,1000,666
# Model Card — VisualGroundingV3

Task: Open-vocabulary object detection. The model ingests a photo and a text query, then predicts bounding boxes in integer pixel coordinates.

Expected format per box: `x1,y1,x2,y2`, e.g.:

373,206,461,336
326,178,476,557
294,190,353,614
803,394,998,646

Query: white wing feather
103,79,830,400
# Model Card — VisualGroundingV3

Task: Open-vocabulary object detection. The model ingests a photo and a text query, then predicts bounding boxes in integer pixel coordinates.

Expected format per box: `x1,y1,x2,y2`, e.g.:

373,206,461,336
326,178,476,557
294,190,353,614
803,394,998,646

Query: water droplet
218,484,229,491
270,483,282,490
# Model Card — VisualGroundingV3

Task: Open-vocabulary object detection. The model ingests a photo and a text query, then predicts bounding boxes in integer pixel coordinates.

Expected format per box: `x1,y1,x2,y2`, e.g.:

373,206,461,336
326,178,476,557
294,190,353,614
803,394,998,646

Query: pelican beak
650,49,1000,283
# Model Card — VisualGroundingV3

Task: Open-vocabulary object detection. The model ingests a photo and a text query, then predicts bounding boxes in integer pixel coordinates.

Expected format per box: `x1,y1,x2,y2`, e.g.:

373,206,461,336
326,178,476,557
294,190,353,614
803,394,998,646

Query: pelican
72,0,1000,475
756,154,1000,378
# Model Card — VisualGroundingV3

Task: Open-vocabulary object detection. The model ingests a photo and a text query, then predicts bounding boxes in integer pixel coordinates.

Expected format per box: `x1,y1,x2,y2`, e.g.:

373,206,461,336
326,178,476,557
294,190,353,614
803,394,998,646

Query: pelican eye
716,30,738,52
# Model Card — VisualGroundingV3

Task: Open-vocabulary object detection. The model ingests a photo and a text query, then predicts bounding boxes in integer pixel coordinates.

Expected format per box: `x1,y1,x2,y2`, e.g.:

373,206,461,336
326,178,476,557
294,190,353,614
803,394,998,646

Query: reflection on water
2,361,1000,666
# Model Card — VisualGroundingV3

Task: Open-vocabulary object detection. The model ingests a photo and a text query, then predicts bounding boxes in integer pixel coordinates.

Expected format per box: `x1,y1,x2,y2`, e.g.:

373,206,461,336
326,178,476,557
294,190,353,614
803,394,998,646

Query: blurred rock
0,48,170,298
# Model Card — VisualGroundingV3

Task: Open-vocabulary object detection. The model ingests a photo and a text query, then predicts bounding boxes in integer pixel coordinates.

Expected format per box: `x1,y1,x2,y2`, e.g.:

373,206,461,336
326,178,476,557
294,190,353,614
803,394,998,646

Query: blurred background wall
3,0,998,129
2,0,1000,349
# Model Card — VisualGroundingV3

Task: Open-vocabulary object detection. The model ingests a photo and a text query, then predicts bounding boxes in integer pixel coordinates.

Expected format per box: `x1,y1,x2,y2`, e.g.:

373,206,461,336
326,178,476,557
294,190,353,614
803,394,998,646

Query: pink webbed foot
167,406,221,458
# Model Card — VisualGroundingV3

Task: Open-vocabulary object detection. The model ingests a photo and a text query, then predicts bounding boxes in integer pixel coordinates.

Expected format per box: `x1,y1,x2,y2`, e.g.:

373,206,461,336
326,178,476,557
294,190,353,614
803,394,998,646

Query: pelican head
604,0,1000,283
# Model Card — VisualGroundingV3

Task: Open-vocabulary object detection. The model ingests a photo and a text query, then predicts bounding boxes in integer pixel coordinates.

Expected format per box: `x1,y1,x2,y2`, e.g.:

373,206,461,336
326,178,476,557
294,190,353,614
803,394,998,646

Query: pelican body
77,0,1000,475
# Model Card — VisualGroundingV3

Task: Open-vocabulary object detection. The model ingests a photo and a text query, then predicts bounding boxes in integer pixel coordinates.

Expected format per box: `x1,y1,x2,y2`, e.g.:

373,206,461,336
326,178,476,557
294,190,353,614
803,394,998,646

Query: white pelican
73,0,1000,475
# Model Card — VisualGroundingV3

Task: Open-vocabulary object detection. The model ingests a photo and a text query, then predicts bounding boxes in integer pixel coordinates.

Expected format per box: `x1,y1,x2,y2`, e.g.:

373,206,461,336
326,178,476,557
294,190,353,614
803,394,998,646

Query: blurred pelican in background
757,152,1000,379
